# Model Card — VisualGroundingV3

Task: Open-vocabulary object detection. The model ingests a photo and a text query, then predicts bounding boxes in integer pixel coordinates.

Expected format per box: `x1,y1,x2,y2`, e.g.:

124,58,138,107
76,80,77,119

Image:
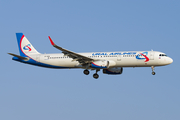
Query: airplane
8,33,173,79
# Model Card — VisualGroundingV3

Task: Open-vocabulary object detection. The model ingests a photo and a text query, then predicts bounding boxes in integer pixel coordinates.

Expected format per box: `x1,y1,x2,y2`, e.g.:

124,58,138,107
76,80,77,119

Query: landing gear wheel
84,69,90,75
93,73,99,79
152,72,156,75
151,66,156,75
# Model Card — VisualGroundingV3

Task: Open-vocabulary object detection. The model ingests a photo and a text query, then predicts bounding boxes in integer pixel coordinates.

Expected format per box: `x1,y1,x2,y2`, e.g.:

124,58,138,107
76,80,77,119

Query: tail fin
16,33,40,57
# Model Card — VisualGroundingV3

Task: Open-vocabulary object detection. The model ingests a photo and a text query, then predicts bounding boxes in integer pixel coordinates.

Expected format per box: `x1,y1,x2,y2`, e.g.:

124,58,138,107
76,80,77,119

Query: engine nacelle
103,67,123,75
108,60,116,67
91,60,109,68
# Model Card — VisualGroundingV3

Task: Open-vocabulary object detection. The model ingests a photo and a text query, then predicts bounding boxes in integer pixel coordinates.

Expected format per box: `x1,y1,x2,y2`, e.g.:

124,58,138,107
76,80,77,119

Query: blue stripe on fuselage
91,63,107,69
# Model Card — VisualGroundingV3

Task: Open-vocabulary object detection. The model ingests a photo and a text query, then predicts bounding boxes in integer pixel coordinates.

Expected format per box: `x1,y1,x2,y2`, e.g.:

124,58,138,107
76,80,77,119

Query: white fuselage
28,51,173,69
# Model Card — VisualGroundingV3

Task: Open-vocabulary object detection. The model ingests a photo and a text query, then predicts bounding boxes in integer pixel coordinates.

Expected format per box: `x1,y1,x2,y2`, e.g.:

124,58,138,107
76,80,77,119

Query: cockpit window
159,54,167,57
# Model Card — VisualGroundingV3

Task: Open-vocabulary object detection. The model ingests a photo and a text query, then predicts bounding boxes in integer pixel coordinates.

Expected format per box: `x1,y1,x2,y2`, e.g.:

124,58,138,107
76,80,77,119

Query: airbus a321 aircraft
8,33,173,79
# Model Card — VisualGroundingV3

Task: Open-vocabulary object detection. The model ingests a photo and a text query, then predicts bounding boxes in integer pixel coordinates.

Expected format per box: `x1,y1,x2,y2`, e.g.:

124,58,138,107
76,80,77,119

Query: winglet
48,36,55,46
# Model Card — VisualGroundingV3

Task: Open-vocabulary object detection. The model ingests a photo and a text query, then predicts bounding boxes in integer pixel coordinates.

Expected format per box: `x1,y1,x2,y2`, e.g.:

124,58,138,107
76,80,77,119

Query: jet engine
103,67,123,75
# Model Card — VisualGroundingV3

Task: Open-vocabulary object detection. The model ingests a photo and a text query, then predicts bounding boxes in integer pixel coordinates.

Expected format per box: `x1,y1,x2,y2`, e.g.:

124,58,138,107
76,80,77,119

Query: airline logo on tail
23,44,32,51
136,52,149,62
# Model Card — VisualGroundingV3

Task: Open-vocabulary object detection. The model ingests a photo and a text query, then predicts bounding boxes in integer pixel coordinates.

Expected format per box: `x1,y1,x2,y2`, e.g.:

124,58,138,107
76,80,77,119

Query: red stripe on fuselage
92,62,99,67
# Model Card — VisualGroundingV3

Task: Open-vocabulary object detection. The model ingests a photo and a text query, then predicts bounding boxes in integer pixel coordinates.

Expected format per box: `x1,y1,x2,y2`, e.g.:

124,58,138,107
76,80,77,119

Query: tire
93,73,99,79
152,72,156,75
84,70,89,75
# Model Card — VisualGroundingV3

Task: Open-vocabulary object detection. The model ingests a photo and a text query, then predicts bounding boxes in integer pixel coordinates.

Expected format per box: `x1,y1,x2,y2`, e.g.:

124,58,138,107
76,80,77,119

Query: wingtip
8,53,12,55
48,36,55,46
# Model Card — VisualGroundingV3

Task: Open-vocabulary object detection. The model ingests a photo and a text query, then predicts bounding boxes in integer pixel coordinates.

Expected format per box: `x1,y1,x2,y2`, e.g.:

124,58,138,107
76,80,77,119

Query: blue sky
1,0,180,120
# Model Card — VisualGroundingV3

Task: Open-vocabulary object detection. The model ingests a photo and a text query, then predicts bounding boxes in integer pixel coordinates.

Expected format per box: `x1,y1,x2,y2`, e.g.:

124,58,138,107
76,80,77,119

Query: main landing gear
84,69,90,75
151,66,156,75
83,69,100,79
93,69,100,79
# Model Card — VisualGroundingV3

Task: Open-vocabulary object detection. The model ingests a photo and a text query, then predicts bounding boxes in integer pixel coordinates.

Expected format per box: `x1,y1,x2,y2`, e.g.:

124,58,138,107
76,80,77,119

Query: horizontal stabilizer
8,53,29,60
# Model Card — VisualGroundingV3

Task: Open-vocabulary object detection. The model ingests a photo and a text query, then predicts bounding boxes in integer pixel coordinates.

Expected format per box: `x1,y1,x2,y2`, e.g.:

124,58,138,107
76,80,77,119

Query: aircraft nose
170,58,173,64
168,57,173,64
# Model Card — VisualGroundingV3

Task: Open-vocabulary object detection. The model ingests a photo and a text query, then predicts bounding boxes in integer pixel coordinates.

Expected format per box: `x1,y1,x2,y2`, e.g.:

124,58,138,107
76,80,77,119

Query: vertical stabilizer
16,33,40,57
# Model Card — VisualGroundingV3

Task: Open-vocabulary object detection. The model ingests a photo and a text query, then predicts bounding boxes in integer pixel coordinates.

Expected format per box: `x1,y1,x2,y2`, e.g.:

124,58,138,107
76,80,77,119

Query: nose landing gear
151,66,156,75
152,72,156,75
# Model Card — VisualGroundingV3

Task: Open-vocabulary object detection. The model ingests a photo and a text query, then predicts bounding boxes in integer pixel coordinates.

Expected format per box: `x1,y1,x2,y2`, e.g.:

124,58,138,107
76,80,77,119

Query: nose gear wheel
151,66,156,75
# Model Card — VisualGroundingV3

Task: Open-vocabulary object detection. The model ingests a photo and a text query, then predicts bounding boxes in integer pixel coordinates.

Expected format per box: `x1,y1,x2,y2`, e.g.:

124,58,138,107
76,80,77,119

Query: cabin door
149,52,154,60
117,55,121,61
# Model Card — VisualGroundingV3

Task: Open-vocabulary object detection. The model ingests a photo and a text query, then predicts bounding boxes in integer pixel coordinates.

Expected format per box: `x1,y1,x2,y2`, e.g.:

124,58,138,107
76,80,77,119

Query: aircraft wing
48,36,94,64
